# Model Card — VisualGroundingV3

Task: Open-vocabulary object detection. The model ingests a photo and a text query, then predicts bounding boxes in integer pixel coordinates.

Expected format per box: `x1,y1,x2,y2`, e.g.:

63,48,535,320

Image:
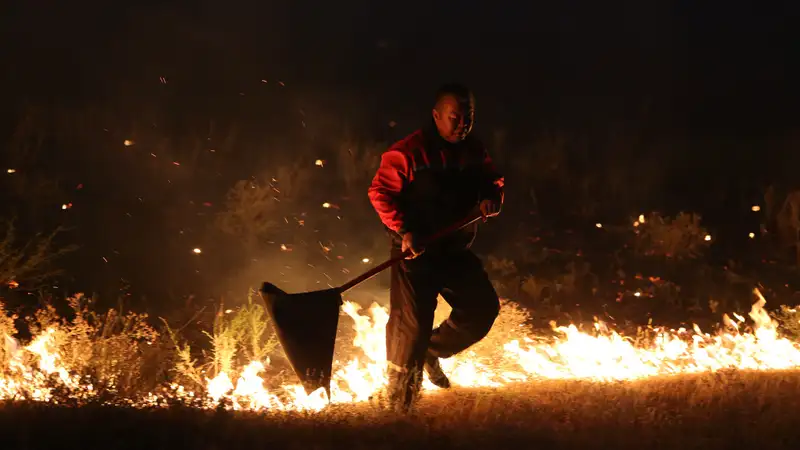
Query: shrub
161,290,278,392
0,220,77,291
633,212,710,259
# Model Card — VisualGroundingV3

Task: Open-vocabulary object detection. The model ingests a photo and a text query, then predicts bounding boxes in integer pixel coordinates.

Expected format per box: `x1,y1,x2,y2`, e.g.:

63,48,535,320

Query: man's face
432,94,474,143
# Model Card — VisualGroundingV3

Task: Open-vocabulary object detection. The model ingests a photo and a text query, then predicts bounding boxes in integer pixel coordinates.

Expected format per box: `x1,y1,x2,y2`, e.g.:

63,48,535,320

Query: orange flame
3,289,800,412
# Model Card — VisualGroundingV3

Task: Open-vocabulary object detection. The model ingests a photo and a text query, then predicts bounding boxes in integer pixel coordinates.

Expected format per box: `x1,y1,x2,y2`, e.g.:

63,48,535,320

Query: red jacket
368,127,504,249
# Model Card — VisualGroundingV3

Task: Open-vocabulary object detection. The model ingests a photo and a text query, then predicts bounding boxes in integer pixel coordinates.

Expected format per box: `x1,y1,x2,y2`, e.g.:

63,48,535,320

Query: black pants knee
385,247,500,394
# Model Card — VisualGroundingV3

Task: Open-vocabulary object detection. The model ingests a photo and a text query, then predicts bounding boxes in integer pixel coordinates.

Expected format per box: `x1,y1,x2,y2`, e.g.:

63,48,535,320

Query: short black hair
434,83,474,108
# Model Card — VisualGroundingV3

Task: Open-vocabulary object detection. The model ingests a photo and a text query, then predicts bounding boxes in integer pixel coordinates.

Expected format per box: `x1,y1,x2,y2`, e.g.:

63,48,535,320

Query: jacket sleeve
368,149,410,234
479,147,505,205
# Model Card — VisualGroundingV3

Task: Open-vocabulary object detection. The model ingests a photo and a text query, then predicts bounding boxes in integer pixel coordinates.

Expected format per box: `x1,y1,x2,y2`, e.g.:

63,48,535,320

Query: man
368,83,504,409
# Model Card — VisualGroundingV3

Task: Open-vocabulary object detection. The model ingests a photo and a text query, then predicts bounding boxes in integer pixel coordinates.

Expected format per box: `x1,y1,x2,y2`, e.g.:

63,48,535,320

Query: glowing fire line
3,289,800,412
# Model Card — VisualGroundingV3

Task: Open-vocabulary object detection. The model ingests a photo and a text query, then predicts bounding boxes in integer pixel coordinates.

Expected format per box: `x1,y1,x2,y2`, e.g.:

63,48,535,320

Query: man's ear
432,108,440,121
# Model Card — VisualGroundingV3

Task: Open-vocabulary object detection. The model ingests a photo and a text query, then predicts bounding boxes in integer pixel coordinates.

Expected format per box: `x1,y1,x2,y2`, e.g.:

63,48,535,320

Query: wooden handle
337,213,485,294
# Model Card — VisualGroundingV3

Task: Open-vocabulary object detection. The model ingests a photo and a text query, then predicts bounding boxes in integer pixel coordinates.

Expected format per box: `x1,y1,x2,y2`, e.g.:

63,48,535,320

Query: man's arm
367,149,410,234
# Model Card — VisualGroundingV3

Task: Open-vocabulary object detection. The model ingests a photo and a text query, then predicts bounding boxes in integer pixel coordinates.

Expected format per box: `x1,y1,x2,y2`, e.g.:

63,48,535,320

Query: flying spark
192,248,202,254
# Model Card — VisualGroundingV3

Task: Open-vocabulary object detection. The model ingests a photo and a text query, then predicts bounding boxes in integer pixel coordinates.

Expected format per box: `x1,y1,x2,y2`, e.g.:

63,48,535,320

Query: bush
633,212,710,259
1,293,163,403
160,290,278,392
0,220,77,291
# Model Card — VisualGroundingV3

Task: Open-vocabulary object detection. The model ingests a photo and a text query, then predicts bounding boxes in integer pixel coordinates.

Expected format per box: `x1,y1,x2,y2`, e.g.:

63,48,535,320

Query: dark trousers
385,246,500,402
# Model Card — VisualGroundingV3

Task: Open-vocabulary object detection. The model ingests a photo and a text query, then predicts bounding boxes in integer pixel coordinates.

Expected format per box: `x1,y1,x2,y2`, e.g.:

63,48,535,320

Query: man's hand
401,232,424,259
479,198,502,221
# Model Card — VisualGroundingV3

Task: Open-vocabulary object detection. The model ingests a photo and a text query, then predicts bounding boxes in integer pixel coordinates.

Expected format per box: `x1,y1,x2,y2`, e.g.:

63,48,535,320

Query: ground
3,370,800,449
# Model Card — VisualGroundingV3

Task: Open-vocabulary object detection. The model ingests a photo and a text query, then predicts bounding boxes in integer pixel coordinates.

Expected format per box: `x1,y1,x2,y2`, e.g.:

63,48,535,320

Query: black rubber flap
260,282,342,395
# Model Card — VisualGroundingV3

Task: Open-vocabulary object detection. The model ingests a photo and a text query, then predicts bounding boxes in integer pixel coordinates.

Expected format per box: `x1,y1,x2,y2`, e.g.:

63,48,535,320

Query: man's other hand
479,199,502,221
401,232,424,259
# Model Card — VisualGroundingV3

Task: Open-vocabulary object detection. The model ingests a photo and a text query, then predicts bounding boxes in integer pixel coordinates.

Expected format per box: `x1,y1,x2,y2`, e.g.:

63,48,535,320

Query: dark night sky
2,0,797,137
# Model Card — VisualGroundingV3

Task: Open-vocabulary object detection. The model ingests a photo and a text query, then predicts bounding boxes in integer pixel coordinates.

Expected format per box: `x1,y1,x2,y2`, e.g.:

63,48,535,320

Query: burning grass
3,288,800,447
3,285,800,416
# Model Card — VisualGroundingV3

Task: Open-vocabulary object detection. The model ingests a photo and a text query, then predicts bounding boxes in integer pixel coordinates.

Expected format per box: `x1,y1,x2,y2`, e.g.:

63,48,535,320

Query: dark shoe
424,354,451,389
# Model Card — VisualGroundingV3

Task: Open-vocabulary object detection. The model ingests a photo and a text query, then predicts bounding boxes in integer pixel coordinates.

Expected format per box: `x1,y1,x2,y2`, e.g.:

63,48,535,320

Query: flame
1,328,91,402
4,289,800,413
196,289,800,411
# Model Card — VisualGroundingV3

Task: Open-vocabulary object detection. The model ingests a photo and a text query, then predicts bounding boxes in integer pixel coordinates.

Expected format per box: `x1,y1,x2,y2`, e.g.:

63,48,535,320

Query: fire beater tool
259,213,486,396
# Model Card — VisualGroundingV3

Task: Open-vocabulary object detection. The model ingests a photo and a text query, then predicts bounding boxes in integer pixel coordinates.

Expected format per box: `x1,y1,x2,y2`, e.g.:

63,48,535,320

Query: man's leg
428,250,500,360
385,248,440,408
